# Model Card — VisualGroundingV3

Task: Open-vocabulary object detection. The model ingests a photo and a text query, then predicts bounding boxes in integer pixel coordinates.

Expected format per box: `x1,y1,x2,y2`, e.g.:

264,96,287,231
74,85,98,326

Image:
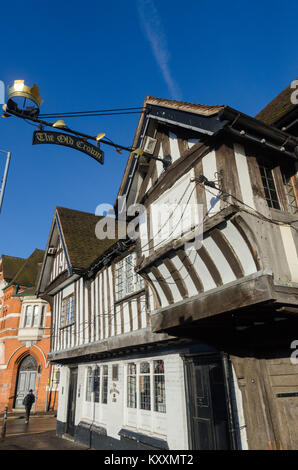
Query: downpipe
221,352,239,450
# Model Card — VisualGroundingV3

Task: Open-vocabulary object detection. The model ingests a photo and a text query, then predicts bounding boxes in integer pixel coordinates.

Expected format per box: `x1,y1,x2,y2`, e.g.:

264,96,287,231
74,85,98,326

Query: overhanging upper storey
114,96,298,340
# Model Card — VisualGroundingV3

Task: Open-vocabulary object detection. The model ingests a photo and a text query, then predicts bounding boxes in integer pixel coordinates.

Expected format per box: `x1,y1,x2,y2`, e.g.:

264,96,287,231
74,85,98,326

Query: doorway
184,354,232,450
15,355,37,409
66,367,78,436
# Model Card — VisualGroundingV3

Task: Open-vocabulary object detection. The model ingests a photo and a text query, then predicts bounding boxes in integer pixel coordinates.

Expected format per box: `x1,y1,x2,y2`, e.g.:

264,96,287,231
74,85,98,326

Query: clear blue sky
0,0,297,259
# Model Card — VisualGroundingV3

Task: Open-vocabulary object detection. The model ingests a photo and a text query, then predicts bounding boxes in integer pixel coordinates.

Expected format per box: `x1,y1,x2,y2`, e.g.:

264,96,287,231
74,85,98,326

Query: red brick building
0,250,58,413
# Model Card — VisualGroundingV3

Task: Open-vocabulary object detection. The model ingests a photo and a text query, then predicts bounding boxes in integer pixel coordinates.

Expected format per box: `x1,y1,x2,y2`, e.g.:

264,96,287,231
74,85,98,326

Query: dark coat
23,392,35,408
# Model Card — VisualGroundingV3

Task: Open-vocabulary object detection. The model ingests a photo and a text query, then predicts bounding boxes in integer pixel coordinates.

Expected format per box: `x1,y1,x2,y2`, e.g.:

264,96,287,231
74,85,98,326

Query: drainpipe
221,352,238,450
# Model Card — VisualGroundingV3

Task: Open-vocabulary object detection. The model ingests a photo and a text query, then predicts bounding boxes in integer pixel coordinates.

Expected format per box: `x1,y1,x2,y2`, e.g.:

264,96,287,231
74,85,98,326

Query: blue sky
0,0,297,259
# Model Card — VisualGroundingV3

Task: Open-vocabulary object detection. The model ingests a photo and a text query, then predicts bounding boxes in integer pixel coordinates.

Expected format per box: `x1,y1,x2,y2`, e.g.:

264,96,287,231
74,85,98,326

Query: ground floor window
127,359,166,413
85,364,108,404
86,367,93,402
154,360,166,413
140,362,151,410
101,365,108,404
127,363,137,408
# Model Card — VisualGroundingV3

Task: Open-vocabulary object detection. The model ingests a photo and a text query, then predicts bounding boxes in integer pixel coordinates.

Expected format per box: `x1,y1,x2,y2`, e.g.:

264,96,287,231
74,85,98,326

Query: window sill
60,322,75,330
114,288,145,305
269,208,298,223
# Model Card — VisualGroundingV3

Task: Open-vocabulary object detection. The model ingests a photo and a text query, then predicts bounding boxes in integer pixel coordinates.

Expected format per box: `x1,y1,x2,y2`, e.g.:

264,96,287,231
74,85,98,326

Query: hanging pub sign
32,130,104,164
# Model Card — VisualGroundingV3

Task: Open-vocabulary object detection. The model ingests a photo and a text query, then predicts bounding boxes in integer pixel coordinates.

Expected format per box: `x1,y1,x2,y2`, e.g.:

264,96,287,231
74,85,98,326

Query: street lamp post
0,150,11,214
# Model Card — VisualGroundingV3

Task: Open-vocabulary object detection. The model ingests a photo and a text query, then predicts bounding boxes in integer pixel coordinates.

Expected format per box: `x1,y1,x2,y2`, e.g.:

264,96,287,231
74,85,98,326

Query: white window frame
85,364,109,405
23,303,45,328
126,359,166,414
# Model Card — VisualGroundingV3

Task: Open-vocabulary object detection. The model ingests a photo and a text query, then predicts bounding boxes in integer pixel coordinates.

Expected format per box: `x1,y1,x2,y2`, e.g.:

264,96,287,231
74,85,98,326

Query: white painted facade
57,353,189,449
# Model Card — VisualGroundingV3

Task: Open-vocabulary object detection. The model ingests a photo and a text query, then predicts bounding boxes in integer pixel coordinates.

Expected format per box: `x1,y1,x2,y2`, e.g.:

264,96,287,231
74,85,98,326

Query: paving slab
0,416,88,450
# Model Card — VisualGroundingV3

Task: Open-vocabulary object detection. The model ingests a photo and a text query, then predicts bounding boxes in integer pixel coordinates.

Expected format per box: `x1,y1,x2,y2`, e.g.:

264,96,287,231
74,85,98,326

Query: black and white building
38,89,298,450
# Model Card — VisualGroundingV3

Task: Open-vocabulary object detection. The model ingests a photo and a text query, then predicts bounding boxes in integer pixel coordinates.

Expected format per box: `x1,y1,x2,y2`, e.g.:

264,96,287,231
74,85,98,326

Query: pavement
0,414,89,450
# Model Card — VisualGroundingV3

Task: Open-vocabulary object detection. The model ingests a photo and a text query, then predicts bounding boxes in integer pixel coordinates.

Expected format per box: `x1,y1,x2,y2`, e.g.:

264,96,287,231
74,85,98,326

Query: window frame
139,361,151,411
23,303,45,328
259,161,281,210
127,362,137,409
115,253,145,302
257,157,298,214
126,359,166,414
85,366,93,402
24,305,33,327
282,169,298,215
101,365,108,404
85,364,109,405
60,293,75,328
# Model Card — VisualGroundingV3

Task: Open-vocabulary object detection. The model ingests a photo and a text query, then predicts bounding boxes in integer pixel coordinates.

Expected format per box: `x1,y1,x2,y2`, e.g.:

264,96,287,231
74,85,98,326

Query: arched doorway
14,355,37,408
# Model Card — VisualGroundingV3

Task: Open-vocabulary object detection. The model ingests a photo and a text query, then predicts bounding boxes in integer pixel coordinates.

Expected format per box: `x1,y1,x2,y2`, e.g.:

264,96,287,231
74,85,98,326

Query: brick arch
7,347,39,370
12,350,42,410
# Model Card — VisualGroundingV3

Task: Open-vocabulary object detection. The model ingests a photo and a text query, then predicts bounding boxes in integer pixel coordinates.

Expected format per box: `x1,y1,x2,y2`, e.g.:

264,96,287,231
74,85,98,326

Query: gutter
5,283,33,294
221,352,239,450
218,107,298,160
228,127,298,160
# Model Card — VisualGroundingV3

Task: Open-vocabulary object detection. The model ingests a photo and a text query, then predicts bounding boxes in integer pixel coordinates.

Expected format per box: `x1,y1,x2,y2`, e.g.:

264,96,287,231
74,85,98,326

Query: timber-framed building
38,84,298,450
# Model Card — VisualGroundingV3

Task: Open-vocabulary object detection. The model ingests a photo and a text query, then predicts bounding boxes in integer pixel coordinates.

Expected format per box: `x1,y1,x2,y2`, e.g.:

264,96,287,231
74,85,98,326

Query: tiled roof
56,207,118,271
255,81,297,125
11,249,45,287
1,255,26,282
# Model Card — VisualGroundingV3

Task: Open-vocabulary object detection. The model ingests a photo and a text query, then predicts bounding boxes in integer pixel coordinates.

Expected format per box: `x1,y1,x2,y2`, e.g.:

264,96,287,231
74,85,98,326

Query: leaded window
282,172,298,215
60,294,75,327
94,366,100,403
101,365,108,404
154,360,166,413
140,362,151,410
259,163,280,209
127,363,137,408
86,367,93,402
85,365,108,404
115,253,145,301
126,360,166,414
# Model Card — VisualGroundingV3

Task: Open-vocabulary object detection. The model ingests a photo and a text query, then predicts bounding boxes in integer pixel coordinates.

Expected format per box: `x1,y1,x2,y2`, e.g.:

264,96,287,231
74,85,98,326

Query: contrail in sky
136,0,182,100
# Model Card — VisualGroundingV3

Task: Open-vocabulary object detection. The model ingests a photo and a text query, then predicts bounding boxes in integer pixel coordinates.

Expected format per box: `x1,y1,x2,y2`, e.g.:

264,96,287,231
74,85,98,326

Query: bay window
23,303,45,328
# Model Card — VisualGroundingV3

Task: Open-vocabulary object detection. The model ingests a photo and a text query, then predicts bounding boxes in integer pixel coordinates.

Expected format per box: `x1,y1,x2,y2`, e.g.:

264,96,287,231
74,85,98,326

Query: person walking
23,389,35,424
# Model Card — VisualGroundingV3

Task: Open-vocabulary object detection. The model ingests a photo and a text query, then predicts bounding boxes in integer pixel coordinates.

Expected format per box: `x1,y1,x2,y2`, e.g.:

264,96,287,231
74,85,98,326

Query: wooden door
185,354,231,450
15,355,37,408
